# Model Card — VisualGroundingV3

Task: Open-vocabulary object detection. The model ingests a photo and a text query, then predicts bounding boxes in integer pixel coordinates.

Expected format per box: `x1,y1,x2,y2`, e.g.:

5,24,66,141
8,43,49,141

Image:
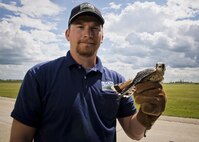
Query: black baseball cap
68,2,105,26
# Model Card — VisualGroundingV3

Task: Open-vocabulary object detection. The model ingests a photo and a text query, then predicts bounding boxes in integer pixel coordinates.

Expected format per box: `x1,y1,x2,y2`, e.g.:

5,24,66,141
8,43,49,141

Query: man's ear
65,29,70,41
101,33,104,43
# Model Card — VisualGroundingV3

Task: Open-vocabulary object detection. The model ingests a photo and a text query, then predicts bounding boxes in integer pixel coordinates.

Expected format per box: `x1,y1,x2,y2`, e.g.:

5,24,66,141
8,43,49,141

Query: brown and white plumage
111,63,166,98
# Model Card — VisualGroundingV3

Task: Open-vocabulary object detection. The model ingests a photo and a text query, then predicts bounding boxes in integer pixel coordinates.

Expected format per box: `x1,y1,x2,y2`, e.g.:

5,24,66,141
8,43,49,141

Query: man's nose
83,28,94,38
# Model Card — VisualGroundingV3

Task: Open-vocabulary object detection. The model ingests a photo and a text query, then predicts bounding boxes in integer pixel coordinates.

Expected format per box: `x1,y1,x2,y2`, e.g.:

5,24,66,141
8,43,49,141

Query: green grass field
0,81,21,98
162,83,199,119
0,81,199,119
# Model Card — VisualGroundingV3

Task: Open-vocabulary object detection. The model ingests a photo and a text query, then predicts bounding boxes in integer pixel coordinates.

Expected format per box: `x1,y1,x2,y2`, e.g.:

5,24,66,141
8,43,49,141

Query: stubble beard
76,43,98,57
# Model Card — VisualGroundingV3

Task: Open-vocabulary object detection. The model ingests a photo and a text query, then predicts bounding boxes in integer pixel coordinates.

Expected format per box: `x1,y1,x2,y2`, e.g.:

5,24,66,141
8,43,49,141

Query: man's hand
134,81,166,130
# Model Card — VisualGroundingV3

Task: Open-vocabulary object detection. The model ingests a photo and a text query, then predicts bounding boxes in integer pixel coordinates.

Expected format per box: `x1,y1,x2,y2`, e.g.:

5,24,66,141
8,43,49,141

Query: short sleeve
11,69,42,127
117,96,137,118
116,74,137,118
116,75,137,118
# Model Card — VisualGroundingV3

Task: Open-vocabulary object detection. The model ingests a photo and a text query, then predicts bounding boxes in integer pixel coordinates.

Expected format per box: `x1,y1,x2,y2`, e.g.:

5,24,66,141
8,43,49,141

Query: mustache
79,39,96,44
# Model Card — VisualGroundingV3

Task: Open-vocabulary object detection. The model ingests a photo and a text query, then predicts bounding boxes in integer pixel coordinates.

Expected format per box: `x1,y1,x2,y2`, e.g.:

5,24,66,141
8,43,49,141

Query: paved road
0,97,15,142
1,97,199,142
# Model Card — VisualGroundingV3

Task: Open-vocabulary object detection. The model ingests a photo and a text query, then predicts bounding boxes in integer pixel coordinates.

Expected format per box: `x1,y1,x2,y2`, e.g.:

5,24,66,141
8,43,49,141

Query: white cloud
0,0,67,80
21,0,61,17
101,0,199,82
0,0,199,82
0,0,65,65
109,2,121,10
166,0,199,19
165,66,199,82
0,64,32,80
0,0,62,17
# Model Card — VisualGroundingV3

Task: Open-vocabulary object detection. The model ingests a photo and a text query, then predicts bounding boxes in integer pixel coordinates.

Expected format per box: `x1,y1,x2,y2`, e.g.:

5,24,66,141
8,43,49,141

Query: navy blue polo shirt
11,51,136,142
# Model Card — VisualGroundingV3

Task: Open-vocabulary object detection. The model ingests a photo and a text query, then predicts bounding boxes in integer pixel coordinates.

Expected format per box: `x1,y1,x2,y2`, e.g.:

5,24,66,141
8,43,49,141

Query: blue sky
0,0,199,82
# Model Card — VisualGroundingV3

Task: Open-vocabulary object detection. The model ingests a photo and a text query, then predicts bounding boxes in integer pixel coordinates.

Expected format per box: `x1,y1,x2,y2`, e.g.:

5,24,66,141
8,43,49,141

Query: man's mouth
80,42,95,45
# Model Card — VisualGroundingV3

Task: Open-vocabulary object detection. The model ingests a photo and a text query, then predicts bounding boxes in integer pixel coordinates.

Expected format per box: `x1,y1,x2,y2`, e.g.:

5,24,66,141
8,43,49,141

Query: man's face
66,15,103,57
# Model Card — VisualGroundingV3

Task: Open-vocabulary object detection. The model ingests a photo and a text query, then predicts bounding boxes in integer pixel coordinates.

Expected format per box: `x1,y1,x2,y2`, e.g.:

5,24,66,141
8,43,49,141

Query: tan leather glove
134,82,166,130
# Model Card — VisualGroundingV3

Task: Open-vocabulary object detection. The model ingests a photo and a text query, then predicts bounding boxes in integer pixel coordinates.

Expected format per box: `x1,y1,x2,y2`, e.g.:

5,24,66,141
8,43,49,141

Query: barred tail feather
111,85,122,93
111,80,133,94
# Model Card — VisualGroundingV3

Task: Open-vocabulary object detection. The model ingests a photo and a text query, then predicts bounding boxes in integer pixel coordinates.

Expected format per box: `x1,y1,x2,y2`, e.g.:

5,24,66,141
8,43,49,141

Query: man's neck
70,52,97,69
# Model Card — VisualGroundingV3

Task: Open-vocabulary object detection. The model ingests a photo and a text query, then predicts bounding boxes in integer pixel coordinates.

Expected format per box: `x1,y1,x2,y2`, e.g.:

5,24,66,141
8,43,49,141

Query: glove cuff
137,108,161,130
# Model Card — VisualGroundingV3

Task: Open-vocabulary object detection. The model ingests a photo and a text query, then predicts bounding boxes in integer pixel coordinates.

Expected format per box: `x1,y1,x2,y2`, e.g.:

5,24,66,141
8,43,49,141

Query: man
10,2,166,142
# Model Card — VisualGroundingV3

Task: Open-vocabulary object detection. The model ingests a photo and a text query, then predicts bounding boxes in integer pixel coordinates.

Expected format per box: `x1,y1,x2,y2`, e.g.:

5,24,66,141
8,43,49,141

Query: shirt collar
65,51,79,67
65,51,103,73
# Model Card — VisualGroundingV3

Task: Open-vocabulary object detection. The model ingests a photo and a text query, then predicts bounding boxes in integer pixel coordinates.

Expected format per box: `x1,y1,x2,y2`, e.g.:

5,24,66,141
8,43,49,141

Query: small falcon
111,63,166,98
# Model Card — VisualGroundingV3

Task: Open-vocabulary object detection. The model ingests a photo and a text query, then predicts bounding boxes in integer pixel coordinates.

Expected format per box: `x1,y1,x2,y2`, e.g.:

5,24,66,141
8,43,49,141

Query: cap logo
80,3,95,12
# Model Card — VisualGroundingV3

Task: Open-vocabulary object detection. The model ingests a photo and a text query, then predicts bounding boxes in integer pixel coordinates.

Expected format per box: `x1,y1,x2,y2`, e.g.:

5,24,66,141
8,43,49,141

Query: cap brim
68,11,104,26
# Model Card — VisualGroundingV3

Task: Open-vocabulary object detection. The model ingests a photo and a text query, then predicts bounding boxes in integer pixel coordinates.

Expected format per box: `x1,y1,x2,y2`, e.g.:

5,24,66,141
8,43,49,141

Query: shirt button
78,66,81,69
84,76,87,79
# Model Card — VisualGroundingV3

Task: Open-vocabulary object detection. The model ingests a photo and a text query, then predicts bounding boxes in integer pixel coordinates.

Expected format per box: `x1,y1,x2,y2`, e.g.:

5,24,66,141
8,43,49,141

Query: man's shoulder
27,56,66,77
31,56,65,70
23,56,67,84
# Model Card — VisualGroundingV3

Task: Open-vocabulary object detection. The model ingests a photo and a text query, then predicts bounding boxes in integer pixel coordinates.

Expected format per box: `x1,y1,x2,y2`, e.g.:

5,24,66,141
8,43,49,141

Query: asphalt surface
1,97,199,142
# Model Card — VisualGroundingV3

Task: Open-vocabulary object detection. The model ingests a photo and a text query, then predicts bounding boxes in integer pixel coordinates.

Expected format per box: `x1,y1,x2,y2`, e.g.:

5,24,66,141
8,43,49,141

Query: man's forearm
128,113,146,140
119,113,146,140
10,119,35,142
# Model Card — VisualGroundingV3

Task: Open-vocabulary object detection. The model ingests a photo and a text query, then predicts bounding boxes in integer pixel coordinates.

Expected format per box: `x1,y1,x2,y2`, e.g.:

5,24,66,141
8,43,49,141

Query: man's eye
92,27,100,31
77,26,84,29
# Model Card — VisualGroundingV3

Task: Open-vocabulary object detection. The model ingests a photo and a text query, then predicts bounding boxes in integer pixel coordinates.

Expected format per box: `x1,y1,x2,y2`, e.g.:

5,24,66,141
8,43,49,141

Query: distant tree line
0,79,22,83
166,80,199,84
0,79,198,84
